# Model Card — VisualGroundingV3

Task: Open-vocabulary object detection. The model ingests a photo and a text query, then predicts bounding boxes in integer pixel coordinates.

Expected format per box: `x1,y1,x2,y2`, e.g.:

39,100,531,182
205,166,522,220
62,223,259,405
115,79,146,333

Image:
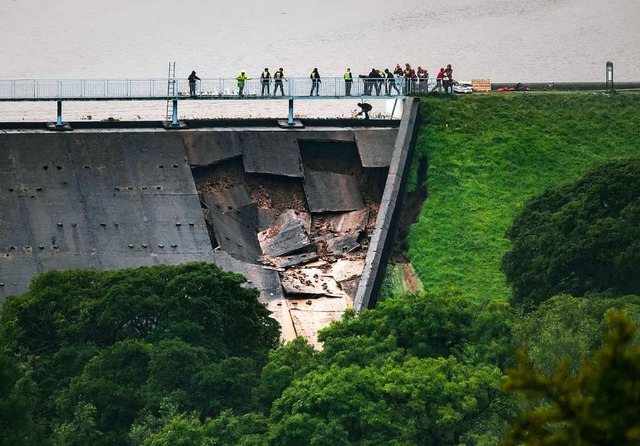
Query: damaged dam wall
0,111,418,344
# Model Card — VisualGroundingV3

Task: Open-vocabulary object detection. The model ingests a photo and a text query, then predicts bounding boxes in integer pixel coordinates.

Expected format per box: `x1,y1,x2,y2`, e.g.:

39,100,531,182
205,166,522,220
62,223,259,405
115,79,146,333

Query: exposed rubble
192,146,383,347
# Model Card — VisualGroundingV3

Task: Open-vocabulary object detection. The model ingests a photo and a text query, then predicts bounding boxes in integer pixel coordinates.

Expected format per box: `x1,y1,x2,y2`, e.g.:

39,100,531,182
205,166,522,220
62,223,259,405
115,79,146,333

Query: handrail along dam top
0,77,408,101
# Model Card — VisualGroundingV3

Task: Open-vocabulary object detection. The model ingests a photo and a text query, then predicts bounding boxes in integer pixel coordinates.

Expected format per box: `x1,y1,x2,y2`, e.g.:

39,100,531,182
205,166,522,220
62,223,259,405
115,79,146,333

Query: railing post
288,99,294,125
56,101,63,126
11,80,15,99
172,99,178,126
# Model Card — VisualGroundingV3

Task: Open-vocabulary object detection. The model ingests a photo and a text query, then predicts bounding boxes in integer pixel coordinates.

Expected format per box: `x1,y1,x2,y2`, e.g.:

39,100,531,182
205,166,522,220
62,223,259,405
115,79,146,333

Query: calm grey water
1,0,638,120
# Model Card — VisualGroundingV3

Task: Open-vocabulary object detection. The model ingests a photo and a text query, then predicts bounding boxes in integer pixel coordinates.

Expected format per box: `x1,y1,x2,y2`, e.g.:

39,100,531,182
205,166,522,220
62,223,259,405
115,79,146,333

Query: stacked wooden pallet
471,79,492,92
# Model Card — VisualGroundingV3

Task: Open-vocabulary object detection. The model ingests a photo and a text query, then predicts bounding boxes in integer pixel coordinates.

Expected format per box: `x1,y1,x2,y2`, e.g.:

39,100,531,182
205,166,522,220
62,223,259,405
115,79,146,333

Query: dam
0,99,419,345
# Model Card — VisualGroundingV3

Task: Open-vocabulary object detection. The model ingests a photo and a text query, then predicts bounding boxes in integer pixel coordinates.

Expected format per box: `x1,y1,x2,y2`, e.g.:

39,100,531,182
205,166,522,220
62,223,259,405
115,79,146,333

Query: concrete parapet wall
353,98,421,312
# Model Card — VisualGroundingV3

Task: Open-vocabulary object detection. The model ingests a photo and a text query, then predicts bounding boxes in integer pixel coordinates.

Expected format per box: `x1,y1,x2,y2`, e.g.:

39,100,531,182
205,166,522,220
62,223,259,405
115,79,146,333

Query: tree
263,292,514,445
0,262,280,444
503,310,640,445
256,337,319,409
319,290,477,365
502,158,640,310
268,357,506,445
52,403,102,446
0,352,37,446
510,293,640,375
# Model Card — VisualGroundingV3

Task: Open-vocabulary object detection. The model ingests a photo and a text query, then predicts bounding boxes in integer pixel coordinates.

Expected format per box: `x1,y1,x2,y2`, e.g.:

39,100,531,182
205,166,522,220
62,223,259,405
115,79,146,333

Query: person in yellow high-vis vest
236,71,250,97
260,68,271,97
344,68,353,96
273,68,287,96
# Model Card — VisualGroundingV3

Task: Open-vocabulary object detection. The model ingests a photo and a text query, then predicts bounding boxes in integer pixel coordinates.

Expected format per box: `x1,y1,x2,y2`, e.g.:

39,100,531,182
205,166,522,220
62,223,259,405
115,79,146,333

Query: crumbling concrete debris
281,268,344,297
279,209,311,234
323,232,360,255
261,251,319,268
258,209,313,257
202,184,252,213
200,176,244,197
249,183,307,214
327,208,369,235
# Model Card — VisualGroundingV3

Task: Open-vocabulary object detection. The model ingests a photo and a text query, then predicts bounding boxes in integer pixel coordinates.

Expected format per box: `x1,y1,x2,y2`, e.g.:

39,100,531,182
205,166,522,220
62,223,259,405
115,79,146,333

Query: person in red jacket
432,67,445,93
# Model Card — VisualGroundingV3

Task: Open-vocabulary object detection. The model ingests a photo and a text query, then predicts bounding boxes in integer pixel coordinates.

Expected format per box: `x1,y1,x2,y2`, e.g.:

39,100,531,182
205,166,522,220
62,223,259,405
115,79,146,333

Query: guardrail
0,76,429,100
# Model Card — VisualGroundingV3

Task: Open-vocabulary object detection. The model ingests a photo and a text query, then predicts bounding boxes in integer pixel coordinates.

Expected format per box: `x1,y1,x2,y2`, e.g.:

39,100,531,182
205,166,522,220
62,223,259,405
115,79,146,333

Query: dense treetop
502,158,640,310
0,263,279,445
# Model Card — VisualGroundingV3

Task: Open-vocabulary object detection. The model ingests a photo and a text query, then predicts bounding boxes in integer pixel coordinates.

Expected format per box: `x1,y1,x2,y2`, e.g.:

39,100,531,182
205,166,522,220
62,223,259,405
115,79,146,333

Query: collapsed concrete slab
207,208,262,263
303,169,364,213
264,252,319,268
258,210,313,258
331,258,365,283
323,232,360,255
241,132,304,177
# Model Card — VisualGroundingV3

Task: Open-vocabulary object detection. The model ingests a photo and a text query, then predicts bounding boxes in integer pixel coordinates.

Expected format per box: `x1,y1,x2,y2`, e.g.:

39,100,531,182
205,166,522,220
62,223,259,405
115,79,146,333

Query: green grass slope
408,92,640,302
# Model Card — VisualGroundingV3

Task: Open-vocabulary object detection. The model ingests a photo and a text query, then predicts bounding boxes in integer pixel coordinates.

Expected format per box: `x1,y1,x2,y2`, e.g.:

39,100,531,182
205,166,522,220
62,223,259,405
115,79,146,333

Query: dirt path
400,263,421,293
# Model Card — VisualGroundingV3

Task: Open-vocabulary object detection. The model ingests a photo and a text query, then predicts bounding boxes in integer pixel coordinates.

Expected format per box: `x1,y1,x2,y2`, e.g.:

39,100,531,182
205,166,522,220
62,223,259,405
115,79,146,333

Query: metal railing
0,77,435,100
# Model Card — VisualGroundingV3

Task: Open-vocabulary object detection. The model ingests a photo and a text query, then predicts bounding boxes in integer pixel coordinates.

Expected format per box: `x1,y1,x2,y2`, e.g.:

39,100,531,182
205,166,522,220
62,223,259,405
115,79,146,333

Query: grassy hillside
407,92,640,302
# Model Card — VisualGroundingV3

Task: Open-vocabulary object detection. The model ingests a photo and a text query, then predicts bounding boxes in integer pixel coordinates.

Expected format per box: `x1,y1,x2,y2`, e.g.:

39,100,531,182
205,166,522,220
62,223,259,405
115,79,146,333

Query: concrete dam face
0,101,418,345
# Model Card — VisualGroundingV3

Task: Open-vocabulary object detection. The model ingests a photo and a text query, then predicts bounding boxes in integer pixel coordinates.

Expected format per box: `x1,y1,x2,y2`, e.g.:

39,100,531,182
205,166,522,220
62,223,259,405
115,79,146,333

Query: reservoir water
1,0,638,121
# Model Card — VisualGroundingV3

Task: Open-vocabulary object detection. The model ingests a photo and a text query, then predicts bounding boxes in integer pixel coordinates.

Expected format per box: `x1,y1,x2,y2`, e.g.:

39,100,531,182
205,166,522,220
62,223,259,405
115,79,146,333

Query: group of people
187,63,454,98
355,63,454,96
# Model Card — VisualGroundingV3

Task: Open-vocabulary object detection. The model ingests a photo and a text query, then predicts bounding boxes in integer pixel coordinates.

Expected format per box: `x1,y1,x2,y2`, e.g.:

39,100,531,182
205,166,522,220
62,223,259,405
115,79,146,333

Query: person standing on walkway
273,68,287,96
236,70,250,97
344,68,353,96
432,67,445,92
260,68,271,96
310,68,321,96
404,64,416,94
188,71,200,97
385,68,401,95
417,66,429,93
367,68,380,96
444,64,454,93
